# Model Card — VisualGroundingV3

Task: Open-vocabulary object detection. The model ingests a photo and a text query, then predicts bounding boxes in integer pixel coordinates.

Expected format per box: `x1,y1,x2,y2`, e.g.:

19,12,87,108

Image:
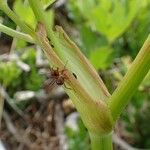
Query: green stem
28,0,55,40
90,132,113,150
28,0,63,55
0,23,35,43
0,1,35,37
109,35,150,121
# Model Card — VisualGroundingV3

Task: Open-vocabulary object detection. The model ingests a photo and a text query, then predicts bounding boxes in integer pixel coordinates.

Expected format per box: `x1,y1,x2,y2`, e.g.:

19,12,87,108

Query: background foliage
0,0,150,149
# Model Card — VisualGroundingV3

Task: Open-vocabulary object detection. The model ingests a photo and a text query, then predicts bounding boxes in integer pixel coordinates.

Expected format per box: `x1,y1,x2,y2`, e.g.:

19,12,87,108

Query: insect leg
44,79,57,92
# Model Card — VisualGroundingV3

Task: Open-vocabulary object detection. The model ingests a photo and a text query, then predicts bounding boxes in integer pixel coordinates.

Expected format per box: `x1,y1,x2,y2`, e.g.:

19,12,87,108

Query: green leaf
90,0,139,42
68,0,140,43
13,0,37,28
79,25,108,56
0,61,22,87
90,46,113,70
21,48,36,66
21,48,44,91
16,39,27,49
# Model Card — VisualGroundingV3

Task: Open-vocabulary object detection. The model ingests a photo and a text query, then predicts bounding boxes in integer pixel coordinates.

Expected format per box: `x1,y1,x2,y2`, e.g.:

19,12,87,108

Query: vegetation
0,0,150,149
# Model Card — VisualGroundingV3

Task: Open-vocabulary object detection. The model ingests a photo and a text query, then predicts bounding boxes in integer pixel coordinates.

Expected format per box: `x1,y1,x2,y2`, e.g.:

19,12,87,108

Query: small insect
44,66,70,92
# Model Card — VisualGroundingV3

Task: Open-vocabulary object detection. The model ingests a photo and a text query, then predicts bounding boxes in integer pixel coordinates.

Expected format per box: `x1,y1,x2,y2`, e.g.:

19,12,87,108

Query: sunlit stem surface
90,132,113,150
109,35,150,121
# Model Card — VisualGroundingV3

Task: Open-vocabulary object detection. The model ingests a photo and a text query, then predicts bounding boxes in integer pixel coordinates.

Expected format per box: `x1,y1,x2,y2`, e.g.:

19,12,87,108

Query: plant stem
0,1,35,37
109,35,150,121
0,23,35,43
28,0,55,40
90,132,113,150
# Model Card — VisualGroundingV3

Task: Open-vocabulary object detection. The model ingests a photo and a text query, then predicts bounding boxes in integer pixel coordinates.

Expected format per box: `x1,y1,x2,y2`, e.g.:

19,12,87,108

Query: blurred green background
0,0,150,149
